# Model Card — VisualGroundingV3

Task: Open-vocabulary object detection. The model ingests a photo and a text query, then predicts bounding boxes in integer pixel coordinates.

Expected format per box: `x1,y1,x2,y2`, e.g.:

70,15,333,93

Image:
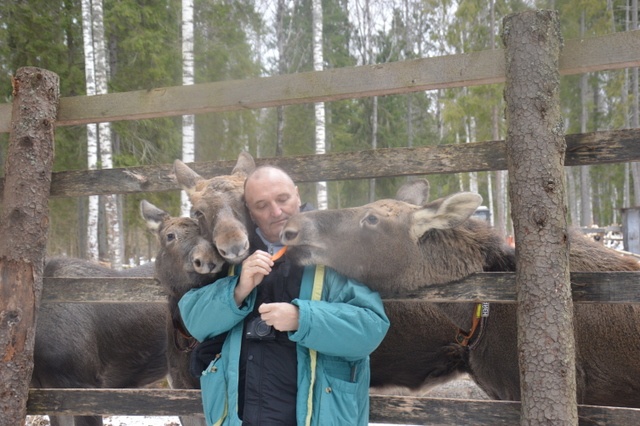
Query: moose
139,200,224,391
172,153,472,392
33,258,167,426
280,179,640,408
173,151,255,264
32,206,222,426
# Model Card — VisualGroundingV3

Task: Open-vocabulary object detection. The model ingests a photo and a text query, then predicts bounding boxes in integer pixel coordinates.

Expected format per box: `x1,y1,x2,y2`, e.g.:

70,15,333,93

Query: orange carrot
271,246,288,261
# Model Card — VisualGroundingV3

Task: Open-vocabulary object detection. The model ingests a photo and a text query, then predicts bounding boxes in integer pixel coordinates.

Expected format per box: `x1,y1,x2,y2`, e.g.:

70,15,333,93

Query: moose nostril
194,259,202,268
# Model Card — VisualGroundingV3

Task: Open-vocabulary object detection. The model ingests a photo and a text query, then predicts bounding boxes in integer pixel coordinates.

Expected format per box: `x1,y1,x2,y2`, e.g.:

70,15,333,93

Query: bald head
244,166,301,243
245,166,295,191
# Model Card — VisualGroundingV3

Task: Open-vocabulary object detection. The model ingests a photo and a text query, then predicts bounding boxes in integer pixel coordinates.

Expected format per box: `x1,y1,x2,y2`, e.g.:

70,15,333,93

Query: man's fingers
258,303,271,314
258,303,299,332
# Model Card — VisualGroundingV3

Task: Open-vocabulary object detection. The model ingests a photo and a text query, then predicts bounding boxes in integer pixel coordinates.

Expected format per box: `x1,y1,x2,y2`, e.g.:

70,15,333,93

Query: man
179,165,389,426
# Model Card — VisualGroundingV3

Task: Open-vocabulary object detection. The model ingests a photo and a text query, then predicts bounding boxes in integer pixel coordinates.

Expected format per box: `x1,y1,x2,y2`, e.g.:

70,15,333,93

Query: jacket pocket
315,358,361,425
200,355,228,425
190,334,228,378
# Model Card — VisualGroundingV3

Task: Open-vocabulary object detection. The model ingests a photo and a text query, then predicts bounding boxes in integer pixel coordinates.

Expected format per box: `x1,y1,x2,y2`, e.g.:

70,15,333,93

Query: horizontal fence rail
3,128,640,198
26,388,640,425
42,271,640,304
1,30,639,134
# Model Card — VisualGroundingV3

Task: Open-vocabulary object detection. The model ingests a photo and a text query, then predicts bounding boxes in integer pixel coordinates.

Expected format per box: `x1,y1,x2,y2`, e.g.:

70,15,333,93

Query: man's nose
269,203,282,217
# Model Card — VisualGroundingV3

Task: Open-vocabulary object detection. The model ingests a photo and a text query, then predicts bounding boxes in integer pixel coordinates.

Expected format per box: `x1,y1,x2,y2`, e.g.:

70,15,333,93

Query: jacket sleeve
178,275,255,342
289,267,389,360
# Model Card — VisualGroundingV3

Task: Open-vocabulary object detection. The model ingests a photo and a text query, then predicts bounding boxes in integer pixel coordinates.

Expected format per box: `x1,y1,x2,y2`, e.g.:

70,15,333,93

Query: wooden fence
3,11,640,426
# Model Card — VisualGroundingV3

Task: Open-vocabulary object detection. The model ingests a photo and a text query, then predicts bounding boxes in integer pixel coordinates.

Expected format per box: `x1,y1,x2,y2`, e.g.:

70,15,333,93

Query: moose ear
172,159,203,194
232,151,256,176
409,192,483,241
395,178,430,205
140,200,170,231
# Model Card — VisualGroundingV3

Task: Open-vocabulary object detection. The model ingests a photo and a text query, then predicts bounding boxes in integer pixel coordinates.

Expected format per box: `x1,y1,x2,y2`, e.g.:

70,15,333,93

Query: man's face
244,168,301,243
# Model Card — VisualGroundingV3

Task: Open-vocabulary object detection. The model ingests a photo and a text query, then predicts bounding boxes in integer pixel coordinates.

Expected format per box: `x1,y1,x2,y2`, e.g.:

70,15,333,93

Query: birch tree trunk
491,0,507,234
404,0,414,149
369,95,378,202
312,0,327,209
624,67,631,207
91,0,122,269
82,0,121,267
0,67,58,426
181,0,195,216
502,10,577,425
275,0,286,157
81,0,99,261
631,0,640,204
466,113,478,193
566,166,579,223
579,12,593,226
356,0,378,203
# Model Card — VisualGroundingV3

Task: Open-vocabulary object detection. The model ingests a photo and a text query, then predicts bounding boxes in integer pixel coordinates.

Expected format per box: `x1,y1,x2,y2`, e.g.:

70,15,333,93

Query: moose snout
191,241,224,274
216,238,250,262
192,257,219,274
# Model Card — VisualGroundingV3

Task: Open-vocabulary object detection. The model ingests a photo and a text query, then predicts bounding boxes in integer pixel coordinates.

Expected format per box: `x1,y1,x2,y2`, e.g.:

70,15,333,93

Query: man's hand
234,250,273,306
259,302,300,331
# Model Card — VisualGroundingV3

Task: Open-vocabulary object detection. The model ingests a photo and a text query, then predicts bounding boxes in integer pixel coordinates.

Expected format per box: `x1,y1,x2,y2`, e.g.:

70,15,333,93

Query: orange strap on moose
455,302,490,347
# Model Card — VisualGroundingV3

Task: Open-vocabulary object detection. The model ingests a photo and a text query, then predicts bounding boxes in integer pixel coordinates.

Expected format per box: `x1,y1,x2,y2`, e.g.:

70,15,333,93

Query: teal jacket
178,265,389,426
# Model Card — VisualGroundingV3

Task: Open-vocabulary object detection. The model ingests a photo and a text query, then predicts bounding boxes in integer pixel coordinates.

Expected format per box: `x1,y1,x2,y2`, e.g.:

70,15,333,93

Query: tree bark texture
502,10,577,426
0,67,58,426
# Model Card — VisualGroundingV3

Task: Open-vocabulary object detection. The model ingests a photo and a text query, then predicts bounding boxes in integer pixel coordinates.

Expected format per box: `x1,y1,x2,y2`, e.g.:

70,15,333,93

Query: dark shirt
237,233,303,425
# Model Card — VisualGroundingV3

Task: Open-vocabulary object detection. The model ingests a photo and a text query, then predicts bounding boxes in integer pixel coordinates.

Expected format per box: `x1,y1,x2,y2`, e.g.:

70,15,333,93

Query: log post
0,67,59,426
502,10,577,425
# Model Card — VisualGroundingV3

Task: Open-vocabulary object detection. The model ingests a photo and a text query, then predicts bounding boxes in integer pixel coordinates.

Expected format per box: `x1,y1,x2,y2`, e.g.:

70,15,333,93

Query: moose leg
48,416,73,426
49,415,103,426
73,416,103,426
166,319,206,426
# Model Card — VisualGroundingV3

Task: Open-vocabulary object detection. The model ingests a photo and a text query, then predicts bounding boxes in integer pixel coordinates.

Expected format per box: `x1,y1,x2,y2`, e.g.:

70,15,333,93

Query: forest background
0,0,638,266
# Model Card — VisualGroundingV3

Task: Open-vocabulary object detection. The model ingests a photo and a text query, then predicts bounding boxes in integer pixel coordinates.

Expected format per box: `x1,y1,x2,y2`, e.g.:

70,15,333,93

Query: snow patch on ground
27,416,181,426
28,416,410,426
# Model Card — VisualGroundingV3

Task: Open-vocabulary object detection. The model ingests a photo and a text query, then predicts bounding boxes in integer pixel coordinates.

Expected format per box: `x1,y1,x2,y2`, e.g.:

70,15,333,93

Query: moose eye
166,233,176,242
192,210,204,219
364,214,378,225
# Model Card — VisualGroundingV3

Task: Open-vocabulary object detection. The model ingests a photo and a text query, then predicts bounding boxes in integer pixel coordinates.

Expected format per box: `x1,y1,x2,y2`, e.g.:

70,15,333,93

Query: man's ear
246,204,255,223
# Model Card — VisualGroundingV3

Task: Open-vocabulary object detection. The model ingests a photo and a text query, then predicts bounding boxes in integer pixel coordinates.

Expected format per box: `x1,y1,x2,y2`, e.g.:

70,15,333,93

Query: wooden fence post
0,67,59,426
502,10,577,426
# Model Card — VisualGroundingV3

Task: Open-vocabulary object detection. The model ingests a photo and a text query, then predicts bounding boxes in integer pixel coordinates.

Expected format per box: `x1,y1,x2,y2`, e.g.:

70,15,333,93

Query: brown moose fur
32,205,222,426
140,200,224,396
281,181,640,407
173,152,255,264
34,259,166,426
